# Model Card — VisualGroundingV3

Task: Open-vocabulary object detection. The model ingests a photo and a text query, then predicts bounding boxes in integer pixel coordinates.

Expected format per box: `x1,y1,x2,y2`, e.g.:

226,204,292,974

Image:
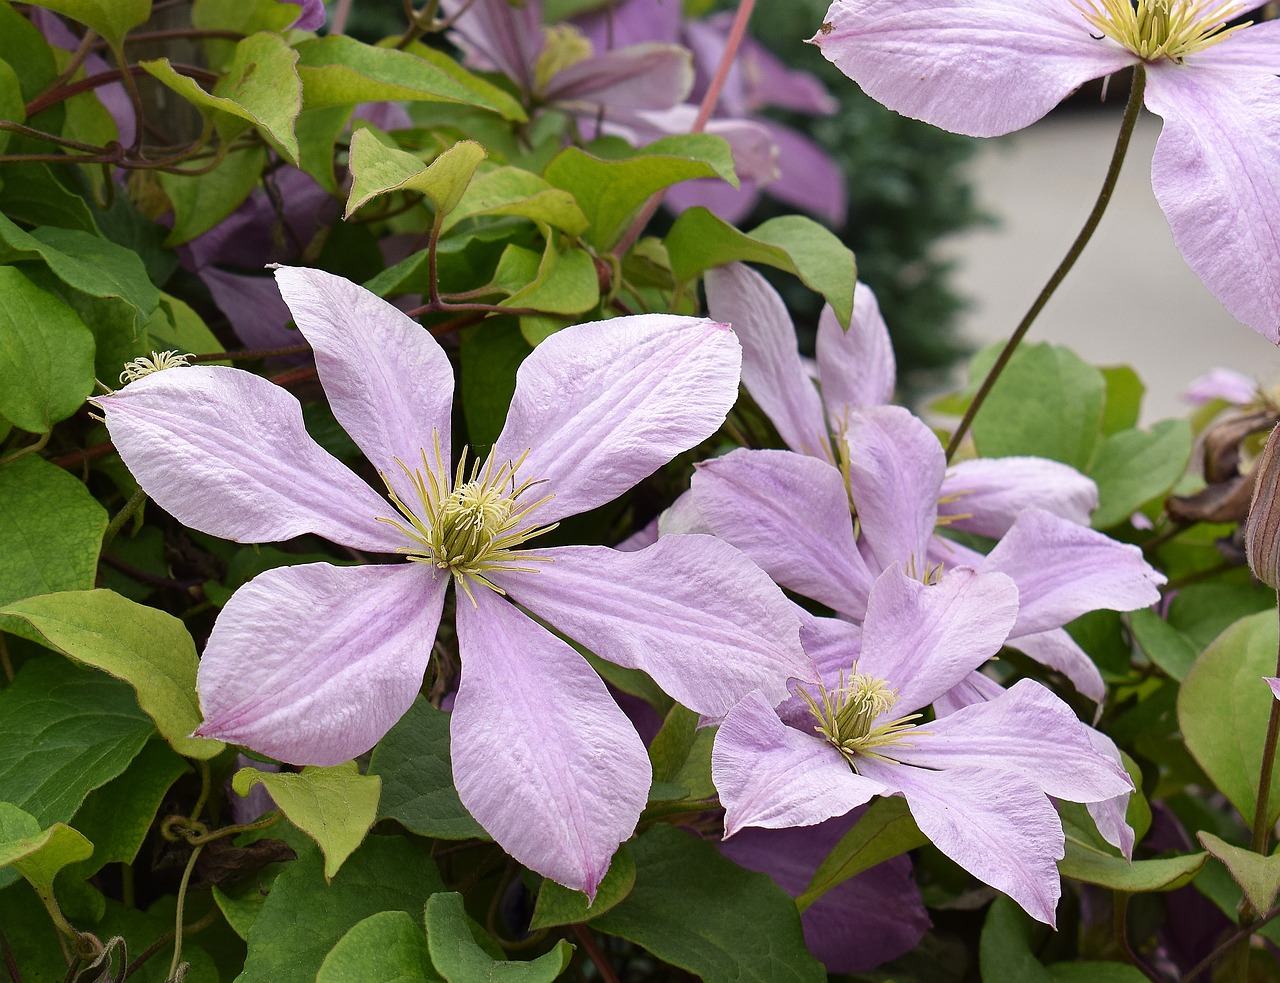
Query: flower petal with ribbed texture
816,284,895,424
705,263,829,458
493,314,740,526
692,448,873,618
812,0,1132,138
858,758,1065,926
97,366,403,553
1005,627,1106,703
939,457,1097,538
855,566,1019,715
452,589,650,899
195,561,446,764
713,690,885,836
1145,60,1280,341
492,536,815,718
273,267,455,496
548,43,693,109
979,508,1164,637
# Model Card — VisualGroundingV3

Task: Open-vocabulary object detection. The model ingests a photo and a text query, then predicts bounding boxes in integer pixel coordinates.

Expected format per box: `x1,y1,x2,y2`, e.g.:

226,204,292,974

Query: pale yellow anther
1074,0,1251,62
798,670,923,765
533,24,593,92
119,351,194,385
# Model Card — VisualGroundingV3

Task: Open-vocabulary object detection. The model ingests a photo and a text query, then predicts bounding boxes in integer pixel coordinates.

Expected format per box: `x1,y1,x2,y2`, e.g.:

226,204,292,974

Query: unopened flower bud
1245,424,1280,588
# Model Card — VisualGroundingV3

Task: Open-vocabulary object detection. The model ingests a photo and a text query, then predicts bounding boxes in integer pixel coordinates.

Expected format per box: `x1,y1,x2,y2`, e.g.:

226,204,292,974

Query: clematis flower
712,564,1135,926
811,0,1280,340
94,267,812,897
695,263,1165,701
1184,367,1258,406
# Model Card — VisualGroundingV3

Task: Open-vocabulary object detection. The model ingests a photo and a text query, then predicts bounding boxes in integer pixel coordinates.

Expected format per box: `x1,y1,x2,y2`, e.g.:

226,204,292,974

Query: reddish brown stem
25,64,219,118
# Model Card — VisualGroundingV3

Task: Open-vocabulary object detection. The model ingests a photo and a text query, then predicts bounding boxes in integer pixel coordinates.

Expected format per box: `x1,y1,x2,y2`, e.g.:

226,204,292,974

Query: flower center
1075,0,1251,62
378,433,556,602
119,350,193,384
534,24,593,92
797,670,922,764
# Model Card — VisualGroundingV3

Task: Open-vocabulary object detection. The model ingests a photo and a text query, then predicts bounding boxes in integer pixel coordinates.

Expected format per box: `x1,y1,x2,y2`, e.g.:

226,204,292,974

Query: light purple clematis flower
94,267,812,897
712,564,1135,926
694,262,1165,702
812,0,1280,340
1184,367,1259,406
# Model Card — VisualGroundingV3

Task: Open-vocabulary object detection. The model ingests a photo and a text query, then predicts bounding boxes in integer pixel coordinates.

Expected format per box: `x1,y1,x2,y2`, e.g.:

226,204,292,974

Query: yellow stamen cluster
798,670,921,765
1074,0,1251,62
533,24,593,92
119,350,194,384
378,433,557,603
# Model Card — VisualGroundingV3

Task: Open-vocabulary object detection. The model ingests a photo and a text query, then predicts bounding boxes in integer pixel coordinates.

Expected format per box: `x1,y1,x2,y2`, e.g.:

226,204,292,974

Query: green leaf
370,698,489,841
295,35,525,120
240,836,445,983
0,803,93,901
427,892,573,982
1059,841,1206,892
664,207,857,329
0,455,106,607
62,740,188,879
495,242,600,316
0,588,222,760
141,32,302,163
460,320,532,449
346,132,487,218
297,105,356,193
543,143,729,249
318,911,441,983
0,657,153,827
1129,608,1199,681
233,762,381,880
25,0,150,45
529,847,636,929
978,895,1053,983
1178,609,1280,825
1087,419,1192,529
1198,831,1280,914
146,293,226,358
970,343,1106,471
648,704,700,784
0,216,160,332
1099,365,1144,435
0,162,99,233
158,144,268,246
0,266,95,433
797,796,927,912
0,58,23,154
444,167,588,236
592,824,825,983
1048,964,1151,982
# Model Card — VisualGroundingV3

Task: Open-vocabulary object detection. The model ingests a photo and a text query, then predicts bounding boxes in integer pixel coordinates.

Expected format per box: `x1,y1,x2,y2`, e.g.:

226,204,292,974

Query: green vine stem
944,63,1147,462
1249,599,1280,855
101,486,149,550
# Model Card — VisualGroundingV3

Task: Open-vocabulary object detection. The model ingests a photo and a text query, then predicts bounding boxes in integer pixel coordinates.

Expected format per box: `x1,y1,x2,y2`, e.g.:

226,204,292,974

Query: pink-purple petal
494,314,740,525
857,758,1065,926
692,449,873,618
97,366,404,552
548,44,693,109
812,0,1133,138
713,690,886,836
705,264,829,457
1006,627,1107,703
195,562,446,765
846,406,945,575
856,566,1019,714
452,588,651,899
939,457,1098,538
756,123,848,225
1184,367,1257,406
273,267,455,491
491,537,815,718
1145,62,1280,341
1083,727,1136,859
979,509,1165,637
816,283,895,421
1267,677,1280,700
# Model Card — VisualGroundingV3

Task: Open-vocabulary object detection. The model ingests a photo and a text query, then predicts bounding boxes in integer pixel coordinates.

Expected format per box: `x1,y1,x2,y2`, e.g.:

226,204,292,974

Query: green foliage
346,131,487,217
427,892,574,982
158,144,269,245
318,911,441,983
1198,831,1280,914
530,847,637,929
797,796,927,911
979,896,1149,982
24,0,150,45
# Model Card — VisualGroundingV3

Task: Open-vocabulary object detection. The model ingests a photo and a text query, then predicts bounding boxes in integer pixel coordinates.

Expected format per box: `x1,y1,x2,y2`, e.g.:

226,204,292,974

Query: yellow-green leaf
345,131,486,218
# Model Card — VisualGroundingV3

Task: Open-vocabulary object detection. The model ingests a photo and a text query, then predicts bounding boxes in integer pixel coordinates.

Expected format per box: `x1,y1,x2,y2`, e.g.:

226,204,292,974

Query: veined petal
1268,677,1280,700
775,607,863,729
195,561,446,764
892,679,1132,804
757,123,848,226
734,29,839,115
494,314,741,525
713,690,886,836
200,268,304,355
1178,17,1280,73
816,283,895,423
939,457,1098,538
657,488,712,536
548,43,693,109
453,589,650,899
97,366,404,552
692,448,874,619
933,669,1007,717
273,267,455,498
980,509,1165,637
858,758,1064,926
705,264,829,458
1007,627,1106,703
846,406,945,575
492,537,815,718
1083,727,1136,859
812,0,1133,138
857,566,1019,714
441,0,542,91
721,816,928,974
575,0,681,49
1145,62,1280,341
